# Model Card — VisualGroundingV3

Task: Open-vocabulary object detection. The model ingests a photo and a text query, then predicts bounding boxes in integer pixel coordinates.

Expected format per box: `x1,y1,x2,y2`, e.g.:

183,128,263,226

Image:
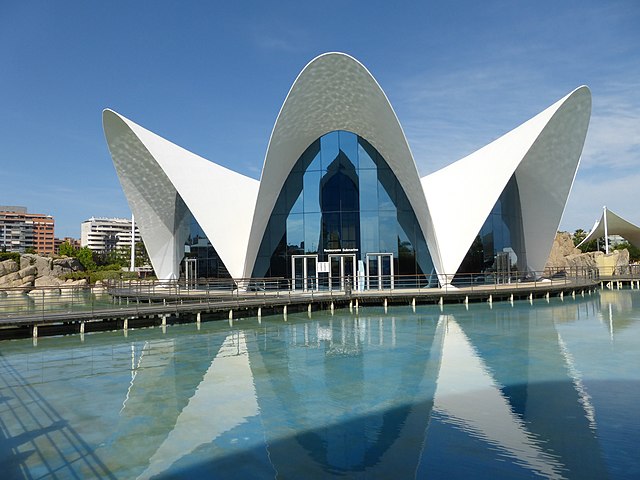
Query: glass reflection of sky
0,291,639,479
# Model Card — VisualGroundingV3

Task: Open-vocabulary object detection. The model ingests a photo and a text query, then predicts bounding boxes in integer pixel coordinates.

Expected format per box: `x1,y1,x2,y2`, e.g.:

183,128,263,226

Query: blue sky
1,1,638,238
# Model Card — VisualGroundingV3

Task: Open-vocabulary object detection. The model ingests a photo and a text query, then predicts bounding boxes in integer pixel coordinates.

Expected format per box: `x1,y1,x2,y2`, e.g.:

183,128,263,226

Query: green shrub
0,252,20,264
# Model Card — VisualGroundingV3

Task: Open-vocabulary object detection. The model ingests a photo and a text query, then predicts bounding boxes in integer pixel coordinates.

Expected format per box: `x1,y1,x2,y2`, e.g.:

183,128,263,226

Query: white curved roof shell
103,111,259,280
422,87,591,283
103,52,591,283
244,52,435,278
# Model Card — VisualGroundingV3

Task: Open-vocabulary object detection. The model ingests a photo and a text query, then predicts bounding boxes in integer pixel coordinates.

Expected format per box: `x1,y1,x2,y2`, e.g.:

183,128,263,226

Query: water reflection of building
5,294,635,478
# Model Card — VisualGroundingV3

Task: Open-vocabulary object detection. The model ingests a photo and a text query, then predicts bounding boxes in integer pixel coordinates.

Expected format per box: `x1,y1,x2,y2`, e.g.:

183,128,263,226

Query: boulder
52,257,84,276
545,232,581,270
20,254,54,277
0,259,19,277
35,276,63,287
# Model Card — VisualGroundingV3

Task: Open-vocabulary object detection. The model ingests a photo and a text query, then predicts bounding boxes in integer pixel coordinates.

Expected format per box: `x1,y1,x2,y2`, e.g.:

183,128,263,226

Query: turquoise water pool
0,290,638,479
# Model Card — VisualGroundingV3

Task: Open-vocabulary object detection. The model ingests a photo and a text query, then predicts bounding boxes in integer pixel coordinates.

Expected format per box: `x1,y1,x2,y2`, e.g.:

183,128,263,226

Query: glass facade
455,175,527,282
252,130,435,287
182,214,231,279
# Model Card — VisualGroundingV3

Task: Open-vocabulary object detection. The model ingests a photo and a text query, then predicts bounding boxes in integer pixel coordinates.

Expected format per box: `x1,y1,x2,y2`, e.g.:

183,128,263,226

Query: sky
1,1,639,238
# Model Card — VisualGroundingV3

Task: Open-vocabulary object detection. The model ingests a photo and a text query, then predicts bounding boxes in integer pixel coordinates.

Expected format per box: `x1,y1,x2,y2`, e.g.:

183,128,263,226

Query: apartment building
80,217,141,253
0,206,55,254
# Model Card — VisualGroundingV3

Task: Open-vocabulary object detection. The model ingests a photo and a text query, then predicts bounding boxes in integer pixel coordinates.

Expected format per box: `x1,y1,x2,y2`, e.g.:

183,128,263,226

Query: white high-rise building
80,217,141,253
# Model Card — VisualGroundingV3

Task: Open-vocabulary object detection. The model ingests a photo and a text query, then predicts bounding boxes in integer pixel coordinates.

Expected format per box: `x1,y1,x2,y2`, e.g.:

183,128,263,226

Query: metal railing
0,268,606,322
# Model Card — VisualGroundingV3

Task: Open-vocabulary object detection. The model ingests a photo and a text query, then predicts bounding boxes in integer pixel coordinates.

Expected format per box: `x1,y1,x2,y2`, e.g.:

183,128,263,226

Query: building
103,53,591,288
0,206,55,254
80,217,141,254
54,236,81,253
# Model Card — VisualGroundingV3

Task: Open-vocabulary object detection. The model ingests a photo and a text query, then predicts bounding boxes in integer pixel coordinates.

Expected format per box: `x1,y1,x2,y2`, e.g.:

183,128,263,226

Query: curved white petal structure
104,52,591,285
103,110,259,280
422,86,591,282
243,52,436,278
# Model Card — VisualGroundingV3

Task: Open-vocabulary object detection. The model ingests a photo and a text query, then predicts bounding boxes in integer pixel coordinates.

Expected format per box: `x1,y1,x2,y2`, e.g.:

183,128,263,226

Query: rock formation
545,232,631,276
0,254,86,293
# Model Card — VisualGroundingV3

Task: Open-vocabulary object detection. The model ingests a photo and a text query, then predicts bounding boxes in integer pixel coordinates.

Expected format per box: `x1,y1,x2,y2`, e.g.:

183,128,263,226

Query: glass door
328,254,357,291
366,253,394,290
184,257,198,289
291,255,318,292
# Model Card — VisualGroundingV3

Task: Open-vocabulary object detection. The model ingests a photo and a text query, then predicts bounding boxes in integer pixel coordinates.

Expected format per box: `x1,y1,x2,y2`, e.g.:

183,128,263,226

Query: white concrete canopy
103,110,259,280
422,86,591,283
578,207,640,250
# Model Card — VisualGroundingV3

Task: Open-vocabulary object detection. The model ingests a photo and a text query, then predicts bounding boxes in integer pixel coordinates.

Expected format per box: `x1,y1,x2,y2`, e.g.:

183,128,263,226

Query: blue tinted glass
252,130,434,281
303,170,321,213
304,212,321,254
360,211,379,254
378,210,397,253
455,175,525,279
308,151,322,171
359,169,378,211
321,131,339,172
287,214,304,252
357,141,376,170
339,130,358,169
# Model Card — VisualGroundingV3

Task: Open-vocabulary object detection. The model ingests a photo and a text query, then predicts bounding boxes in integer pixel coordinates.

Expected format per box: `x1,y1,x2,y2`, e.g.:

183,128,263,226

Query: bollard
464,296,469,305
258,307,262,318
80,321,85,334
162,315,167,326
32,325,38,339
488,295,492,304
197,312,201,324
124,318,129,330
229,309,233,320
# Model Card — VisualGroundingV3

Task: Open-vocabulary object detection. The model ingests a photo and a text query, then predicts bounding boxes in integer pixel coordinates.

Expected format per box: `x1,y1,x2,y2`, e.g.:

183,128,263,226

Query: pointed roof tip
567,85,592,103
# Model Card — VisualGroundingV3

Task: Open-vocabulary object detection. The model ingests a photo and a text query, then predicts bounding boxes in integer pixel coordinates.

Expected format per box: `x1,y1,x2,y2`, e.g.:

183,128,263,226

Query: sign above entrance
324,248,359,253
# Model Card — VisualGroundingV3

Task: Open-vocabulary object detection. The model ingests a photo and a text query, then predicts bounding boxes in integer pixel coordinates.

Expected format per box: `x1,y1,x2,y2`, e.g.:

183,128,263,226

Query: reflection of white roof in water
578,208,640,249
137,332,259,480
433,316,565,479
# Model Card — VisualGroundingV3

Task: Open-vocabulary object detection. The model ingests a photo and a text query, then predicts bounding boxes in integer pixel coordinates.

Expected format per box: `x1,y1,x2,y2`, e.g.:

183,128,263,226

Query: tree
76,246,96,271
59,241,77,257
572,229,587,246
573,228,598,253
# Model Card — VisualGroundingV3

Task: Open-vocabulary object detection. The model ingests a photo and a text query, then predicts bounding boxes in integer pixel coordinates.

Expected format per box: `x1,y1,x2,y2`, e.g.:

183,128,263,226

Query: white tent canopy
578,207,640,251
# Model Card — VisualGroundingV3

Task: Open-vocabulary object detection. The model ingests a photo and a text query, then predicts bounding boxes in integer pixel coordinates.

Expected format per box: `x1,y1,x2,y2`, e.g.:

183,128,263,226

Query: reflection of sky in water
0,291,638,479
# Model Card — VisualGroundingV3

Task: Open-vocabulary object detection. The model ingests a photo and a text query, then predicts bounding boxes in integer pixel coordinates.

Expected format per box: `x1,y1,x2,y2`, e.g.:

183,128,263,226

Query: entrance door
366,253,394,290
328,254,357,291
292,255,318,292
185,257,198,288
